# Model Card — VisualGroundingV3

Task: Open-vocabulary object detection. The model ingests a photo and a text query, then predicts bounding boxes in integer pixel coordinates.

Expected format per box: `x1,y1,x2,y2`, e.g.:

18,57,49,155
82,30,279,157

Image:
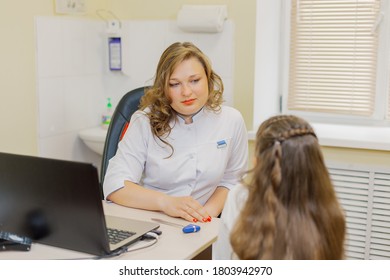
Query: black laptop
0,152,159,256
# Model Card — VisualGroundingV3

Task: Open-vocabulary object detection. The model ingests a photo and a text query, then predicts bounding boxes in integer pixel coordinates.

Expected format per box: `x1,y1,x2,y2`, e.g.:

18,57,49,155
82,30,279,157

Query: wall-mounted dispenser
108,37,121,71
96,10,122,71
177,5,228,33
107,20,122,71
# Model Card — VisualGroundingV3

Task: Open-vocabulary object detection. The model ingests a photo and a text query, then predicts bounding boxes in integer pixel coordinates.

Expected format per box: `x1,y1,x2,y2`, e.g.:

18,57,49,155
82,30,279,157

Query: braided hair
230,115,346,259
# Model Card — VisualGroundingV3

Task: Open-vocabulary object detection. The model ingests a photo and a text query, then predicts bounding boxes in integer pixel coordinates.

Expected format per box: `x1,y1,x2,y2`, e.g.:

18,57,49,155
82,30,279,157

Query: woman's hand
158,195,211,223
108,181,213,223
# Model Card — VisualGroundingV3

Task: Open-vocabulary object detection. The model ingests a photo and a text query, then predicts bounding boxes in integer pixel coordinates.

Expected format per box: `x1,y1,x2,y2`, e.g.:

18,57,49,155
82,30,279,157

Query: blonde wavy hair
230,115,346,259
139,42,224,156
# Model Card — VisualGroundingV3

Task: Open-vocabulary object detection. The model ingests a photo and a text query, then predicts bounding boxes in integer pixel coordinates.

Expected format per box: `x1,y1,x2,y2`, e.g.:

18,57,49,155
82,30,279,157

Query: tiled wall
35,16,234,174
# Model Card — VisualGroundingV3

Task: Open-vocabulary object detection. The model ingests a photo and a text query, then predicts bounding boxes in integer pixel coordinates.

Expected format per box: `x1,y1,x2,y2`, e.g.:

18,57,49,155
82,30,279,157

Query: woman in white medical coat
103,42,248,223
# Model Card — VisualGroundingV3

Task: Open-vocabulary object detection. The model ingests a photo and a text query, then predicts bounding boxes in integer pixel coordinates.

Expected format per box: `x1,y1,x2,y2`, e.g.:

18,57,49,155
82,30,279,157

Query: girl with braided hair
213,115,346,259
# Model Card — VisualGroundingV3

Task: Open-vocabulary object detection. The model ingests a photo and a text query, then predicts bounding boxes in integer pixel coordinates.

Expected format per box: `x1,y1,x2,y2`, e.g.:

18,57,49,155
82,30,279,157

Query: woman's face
167,57,209,119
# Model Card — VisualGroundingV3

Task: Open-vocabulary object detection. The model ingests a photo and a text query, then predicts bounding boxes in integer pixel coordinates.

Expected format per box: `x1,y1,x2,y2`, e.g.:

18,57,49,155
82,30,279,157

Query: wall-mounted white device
177,5,228,33
107,20,122,71
96,10,123,72
108,37,121,71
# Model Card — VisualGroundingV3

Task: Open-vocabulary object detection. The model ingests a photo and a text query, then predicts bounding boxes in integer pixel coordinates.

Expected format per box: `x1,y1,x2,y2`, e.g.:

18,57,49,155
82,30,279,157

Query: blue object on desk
182,224,201,234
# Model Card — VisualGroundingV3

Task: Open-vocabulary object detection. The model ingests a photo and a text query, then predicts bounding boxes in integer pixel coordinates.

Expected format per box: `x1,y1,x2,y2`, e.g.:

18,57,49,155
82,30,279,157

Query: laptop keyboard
107,228,136,245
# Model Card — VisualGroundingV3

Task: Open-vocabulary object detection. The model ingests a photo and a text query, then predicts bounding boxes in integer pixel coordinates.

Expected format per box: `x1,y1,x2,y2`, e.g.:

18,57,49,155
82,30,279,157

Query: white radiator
327,162,390,259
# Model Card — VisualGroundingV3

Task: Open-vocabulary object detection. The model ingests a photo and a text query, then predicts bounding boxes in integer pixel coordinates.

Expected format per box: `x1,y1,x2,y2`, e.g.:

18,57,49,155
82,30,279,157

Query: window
252,0,390,150
283,0,390,122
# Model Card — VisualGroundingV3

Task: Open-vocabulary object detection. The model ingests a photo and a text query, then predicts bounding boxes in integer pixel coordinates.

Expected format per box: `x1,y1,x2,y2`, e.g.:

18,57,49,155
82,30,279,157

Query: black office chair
100,86,146,194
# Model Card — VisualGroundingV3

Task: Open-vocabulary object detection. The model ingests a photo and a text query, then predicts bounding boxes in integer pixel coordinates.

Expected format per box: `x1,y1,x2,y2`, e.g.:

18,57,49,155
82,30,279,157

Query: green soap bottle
102,98,112,130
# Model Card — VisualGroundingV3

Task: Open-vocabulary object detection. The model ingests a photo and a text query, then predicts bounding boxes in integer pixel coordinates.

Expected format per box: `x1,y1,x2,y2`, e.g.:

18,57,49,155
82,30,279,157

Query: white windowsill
248,123,390,151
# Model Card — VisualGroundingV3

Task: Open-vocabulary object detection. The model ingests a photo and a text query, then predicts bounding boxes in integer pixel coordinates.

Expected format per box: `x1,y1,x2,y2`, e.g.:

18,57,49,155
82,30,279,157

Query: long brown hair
230,115,346,259
139,42,224,156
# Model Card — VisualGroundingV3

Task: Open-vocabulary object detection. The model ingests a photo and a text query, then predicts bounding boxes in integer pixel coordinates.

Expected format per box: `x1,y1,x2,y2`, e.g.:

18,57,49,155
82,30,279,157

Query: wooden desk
0,201,220,260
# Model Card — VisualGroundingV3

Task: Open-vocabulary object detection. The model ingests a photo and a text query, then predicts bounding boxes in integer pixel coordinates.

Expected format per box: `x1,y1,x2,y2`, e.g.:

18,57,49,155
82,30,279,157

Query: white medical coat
103,106,248,206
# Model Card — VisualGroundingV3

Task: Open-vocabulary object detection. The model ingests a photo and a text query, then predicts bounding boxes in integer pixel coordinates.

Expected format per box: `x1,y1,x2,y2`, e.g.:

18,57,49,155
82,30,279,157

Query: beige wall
0,0,108,155
1,0,388,168
321,146,390,168
248,141,390,170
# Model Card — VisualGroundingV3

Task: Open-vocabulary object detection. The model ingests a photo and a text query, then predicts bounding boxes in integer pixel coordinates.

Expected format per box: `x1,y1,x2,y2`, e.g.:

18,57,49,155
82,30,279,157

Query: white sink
78,127,107,155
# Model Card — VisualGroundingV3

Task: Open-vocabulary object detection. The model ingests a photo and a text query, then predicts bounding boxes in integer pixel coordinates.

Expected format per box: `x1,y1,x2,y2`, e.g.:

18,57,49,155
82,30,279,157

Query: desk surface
0,201,220,260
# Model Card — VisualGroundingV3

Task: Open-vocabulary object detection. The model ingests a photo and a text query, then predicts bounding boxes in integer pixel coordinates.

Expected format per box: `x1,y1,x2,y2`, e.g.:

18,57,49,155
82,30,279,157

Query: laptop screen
0,152,109,255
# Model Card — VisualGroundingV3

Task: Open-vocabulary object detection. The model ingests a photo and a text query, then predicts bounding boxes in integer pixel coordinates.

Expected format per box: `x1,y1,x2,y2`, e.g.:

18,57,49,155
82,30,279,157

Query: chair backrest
100,86,146,189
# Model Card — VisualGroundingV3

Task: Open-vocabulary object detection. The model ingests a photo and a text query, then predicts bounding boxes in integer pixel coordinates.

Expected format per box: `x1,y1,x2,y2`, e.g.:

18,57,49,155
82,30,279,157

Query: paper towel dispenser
177,5,228,33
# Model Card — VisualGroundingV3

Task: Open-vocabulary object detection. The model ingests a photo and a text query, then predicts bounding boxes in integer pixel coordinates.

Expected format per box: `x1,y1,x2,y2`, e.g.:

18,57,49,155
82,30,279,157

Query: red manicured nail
193,218,198,223
207,216,212,222
202,218,208,222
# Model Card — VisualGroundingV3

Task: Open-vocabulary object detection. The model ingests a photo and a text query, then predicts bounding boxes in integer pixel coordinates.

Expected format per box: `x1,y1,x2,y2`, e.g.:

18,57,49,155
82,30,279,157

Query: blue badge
217,140,227,149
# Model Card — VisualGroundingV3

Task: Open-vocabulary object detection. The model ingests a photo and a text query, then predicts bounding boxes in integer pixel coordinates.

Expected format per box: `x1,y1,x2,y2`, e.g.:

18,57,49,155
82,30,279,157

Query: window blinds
288,0,381,116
